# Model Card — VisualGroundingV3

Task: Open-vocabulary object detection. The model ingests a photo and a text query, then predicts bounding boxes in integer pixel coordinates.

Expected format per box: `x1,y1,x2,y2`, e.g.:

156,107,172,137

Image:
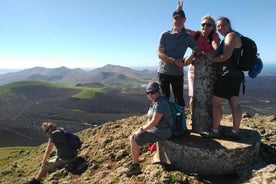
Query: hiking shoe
223,130,241,140
123,163,141,177
26,178,41,184
200,129,220,138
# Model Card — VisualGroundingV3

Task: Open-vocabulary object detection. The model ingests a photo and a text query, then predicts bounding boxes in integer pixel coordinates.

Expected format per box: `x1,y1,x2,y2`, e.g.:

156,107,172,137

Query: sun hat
248,58,263,78
146,82,160,92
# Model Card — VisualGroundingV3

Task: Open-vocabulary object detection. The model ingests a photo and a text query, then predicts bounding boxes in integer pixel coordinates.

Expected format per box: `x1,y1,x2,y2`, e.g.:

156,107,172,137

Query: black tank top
216,39,244,78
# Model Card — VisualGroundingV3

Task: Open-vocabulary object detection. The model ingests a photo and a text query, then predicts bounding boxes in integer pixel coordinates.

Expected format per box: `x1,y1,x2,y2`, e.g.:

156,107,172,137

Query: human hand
175,58,184,68
176,1,183,10
202,51,213,61
132,128,143,139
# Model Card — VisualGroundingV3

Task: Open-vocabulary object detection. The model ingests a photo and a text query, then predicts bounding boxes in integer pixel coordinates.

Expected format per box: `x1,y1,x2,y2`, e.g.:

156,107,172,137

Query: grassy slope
0,80,101,99
0,114,275,184
0,115,188,184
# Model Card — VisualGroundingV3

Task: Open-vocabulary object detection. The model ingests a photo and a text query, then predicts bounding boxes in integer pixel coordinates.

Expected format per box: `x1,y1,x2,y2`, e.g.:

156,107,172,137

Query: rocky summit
0,112,275,184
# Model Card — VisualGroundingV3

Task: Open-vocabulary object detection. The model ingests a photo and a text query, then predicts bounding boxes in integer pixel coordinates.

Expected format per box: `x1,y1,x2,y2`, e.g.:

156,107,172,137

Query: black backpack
237,34,258,71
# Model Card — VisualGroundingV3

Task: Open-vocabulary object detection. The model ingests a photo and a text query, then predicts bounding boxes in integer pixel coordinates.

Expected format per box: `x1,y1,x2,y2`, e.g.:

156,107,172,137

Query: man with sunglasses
27,122,78,184
157,6,197,110
124,82,173,177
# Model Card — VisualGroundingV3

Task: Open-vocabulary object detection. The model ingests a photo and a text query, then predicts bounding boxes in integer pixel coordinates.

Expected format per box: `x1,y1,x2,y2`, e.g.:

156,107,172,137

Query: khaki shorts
42,156,73,171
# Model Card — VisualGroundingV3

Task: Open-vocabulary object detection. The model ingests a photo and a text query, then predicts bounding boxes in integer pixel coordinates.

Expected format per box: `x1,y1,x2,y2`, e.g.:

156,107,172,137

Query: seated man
124,82,173,176
27,122,78,184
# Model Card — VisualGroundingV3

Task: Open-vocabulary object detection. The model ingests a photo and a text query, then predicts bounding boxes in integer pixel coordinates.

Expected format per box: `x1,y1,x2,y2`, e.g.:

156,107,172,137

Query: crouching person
27,122,78,184
124,82,173,177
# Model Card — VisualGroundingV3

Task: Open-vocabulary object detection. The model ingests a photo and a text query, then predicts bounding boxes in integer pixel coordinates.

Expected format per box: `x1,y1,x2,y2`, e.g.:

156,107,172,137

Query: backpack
248,57,263,78
63,130,82,150
65,156,88,175
166,100,187,137
237,34,258,71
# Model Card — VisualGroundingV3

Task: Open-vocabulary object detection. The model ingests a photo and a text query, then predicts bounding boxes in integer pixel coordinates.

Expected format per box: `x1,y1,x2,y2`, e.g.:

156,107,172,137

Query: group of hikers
27,1,247,183
124,1,246,177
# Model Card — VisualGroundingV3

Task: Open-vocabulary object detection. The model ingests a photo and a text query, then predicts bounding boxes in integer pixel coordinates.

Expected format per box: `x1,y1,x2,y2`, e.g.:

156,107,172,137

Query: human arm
206,32,240,62
185,28,195,36
176,1,195,35
183,52,196,66
211,34,220,50
42,141,54,164
132,112,163,139
158,47,178,64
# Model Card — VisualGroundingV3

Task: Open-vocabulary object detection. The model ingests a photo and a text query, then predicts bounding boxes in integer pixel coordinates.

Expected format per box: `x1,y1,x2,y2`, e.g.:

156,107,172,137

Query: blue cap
146,82,160,92
248,58,263,78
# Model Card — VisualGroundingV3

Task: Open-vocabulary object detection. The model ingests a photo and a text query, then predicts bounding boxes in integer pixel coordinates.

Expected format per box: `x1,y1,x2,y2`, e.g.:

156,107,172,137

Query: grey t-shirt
158,28,197,76
148,96,173,129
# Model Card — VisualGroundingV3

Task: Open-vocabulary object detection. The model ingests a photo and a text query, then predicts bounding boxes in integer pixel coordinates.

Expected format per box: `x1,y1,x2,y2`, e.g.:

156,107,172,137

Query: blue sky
0,0,275,69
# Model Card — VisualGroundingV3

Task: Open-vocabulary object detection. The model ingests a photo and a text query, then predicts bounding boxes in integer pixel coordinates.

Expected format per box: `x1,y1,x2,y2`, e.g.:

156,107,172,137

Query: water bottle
176,113,182,129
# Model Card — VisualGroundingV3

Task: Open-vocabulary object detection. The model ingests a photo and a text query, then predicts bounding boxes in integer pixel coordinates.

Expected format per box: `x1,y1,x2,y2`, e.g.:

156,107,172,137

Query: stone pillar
192,56,217,133
154,127,261,175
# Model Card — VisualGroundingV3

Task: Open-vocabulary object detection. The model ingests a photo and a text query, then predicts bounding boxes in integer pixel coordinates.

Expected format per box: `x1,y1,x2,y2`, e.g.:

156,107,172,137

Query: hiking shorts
213,76,242,99
134,127,172,146
42,156,74,171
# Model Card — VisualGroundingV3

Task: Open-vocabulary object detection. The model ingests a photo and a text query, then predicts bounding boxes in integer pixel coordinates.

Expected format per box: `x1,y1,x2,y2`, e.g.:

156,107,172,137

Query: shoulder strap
208,31,214,44
163,99,174,128
194,31,214,45
194,31,201,41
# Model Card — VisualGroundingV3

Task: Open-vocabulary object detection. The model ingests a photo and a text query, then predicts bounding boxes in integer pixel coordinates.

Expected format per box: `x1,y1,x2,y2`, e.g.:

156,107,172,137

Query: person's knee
229,97,240,108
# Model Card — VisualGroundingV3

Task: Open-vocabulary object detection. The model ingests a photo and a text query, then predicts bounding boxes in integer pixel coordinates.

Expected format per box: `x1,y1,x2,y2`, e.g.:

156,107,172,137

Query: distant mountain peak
0,65,157,86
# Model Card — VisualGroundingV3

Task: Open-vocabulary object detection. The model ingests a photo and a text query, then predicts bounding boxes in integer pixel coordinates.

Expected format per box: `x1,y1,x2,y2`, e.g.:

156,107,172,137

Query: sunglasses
146,91,157,95
201,23,212,27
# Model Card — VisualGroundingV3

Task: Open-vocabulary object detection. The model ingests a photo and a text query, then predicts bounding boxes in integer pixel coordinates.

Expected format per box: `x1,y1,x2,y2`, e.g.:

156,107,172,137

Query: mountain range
0,64,158,86
0,64,275,148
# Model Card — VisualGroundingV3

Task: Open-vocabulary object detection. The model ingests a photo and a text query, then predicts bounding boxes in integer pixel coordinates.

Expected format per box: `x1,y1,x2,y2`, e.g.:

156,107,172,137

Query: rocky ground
0,112,275,184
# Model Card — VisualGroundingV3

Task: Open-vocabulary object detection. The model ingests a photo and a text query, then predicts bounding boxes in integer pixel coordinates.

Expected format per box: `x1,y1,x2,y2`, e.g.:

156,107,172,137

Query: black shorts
213,76,243,99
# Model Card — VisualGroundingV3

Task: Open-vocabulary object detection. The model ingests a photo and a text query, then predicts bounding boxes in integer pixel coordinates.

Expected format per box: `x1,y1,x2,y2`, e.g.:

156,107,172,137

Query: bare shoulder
225,32,241,47
226,32,239,39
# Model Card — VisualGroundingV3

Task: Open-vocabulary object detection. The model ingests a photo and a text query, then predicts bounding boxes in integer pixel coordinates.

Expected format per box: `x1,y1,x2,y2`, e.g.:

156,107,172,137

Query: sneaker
200,129,220,138
123,163,141,177
223,130,241,140
26,178,41,184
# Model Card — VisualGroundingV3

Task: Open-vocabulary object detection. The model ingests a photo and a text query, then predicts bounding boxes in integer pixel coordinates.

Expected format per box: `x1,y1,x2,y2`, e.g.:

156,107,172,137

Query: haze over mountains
0,64,157,86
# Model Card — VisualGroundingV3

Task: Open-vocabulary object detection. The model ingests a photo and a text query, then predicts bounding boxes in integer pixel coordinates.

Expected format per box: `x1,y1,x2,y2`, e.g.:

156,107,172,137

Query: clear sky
0,0,275,69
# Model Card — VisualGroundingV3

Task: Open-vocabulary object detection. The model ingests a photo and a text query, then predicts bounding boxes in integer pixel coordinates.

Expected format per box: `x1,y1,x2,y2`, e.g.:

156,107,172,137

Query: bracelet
139,127,144,132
